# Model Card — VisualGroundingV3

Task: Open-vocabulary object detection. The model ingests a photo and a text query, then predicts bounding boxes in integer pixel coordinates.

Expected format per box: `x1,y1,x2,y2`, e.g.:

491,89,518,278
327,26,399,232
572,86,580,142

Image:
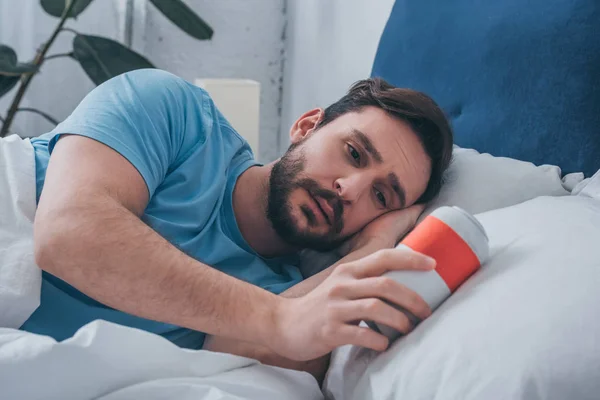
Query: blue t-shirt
21,69,303,349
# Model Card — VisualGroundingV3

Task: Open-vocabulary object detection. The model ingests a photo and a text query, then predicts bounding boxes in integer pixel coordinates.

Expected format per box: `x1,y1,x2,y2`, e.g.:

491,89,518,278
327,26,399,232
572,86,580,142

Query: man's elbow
33,212,77,278
34,229,62,276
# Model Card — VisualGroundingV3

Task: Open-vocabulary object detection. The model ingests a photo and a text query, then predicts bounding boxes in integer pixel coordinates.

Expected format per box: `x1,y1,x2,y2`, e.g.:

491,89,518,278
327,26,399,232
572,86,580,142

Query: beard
267,141,348,252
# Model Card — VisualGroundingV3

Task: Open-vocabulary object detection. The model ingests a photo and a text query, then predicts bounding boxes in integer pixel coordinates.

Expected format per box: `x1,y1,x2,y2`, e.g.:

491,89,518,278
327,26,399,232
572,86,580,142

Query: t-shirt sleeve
48,68,207,197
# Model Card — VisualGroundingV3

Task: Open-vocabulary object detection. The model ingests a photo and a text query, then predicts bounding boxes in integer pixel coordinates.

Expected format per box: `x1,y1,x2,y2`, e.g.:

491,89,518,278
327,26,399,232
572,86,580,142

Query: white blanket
0,134,40,328
0,320,323,400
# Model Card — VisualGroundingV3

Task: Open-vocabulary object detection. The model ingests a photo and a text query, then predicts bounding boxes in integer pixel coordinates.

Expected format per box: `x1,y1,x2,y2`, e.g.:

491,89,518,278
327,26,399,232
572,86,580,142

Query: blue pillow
372,0,600,177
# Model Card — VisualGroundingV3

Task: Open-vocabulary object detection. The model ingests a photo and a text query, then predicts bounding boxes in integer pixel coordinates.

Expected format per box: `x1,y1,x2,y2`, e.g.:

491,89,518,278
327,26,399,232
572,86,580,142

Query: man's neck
232,164,299,258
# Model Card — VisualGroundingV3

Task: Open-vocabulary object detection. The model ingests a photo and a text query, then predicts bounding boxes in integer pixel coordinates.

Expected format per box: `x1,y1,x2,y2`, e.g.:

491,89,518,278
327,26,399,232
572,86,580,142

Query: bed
2,0,600,399
323,0,600,398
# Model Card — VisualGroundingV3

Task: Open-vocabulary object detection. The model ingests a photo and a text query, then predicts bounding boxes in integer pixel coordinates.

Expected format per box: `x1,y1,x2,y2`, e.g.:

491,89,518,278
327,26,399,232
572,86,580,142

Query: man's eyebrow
388,172,407,208
351,129,383,164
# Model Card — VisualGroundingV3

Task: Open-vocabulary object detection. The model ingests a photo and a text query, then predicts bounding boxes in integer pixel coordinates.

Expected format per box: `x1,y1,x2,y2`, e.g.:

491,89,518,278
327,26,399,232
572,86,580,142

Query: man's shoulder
119,68,189,90
101,69,209,115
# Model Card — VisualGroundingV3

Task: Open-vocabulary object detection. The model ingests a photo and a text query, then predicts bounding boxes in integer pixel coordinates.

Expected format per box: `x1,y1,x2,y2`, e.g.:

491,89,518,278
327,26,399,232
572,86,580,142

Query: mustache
296,178,344,233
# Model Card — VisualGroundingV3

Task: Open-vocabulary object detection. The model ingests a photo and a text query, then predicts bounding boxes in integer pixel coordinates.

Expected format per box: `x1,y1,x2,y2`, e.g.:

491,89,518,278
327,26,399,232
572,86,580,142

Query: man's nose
334,174,369,205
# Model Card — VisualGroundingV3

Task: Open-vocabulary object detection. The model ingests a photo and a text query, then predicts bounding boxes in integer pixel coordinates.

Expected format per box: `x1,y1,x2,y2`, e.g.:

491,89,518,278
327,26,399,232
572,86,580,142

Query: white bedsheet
0,320,323,400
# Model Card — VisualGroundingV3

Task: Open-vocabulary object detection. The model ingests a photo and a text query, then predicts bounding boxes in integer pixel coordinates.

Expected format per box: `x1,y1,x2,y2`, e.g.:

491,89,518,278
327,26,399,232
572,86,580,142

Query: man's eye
348,145,361,164
375,188,387,207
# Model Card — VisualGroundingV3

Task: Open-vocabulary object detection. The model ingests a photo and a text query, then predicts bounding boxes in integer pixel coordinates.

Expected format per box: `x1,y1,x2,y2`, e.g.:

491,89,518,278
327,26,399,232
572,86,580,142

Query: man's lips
313,194,334,226
306,193,327,225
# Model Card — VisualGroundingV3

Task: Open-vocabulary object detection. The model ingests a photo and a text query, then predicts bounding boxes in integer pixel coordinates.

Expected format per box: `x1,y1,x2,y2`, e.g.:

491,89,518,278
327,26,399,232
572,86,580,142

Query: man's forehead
339,108,412,145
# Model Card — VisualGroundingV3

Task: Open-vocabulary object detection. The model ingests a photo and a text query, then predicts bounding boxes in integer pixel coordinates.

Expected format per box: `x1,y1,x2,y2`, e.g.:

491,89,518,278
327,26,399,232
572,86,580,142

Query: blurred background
0,0,394,162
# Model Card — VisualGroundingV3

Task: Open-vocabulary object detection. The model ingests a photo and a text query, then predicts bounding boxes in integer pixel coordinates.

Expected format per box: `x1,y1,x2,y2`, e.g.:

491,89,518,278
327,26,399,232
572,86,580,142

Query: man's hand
269,247,436,361
204,244,434,382
338,204,425,257
203,205,430,381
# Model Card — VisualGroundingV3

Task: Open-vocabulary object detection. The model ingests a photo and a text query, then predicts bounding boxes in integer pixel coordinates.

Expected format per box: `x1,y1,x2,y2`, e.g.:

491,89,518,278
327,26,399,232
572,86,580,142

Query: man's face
267,106,431,251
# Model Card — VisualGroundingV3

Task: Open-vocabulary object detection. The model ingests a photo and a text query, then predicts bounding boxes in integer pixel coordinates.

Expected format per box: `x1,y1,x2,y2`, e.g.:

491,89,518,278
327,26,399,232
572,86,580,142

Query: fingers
346,247,436,278
334,298,415,335
333,277,431,320
413,203,426,213
332,324,390,352
387,204,425,226
392,205,425,239
405,204,426,220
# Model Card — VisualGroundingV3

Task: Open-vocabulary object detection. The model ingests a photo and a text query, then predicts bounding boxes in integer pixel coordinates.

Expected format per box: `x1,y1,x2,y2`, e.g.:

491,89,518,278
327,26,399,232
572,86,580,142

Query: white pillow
421,146,577,218
323,192,600,400
299,147,578,278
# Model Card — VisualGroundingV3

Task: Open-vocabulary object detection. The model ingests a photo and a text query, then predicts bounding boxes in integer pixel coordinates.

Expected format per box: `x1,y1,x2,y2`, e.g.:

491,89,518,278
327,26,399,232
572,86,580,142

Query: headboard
371,0,600,177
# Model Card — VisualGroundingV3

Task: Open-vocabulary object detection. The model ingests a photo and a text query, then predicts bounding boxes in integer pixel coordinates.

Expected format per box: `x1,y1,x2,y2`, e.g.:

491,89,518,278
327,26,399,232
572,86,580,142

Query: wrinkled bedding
323,172,600,400
0,320,323,400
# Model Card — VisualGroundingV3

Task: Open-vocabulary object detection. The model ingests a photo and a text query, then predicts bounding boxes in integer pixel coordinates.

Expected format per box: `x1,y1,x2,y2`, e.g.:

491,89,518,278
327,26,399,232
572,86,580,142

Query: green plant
0,0,213,137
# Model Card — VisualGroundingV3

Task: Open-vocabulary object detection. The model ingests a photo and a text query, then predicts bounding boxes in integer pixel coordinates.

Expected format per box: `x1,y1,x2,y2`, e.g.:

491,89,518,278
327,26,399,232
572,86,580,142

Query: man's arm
35,135,278,344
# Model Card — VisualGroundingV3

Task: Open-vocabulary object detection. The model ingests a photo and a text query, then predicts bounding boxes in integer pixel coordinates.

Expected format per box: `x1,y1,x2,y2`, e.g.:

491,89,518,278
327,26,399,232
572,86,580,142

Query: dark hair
316,77,453,203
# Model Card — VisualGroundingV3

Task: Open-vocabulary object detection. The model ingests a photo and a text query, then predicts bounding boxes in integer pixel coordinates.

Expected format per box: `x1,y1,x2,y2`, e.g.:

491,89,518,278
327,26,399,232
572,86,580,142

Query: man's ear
289,108,324,144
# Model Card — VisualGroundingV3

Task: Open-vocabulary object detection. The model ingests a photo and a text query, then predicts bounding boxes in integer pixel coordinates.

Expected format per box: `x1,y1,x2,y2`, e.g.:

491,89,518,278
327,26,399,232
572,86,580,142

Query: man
22,69,453,381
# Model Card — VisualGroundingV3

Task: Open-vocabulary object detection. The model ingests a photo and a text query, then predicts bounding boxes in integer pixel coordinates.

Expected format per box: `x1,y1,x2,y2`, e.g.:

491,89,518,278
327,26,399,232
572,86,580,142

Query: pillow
372,0,600,177
420,146,577,218
298,147,579,278
324,192,600,400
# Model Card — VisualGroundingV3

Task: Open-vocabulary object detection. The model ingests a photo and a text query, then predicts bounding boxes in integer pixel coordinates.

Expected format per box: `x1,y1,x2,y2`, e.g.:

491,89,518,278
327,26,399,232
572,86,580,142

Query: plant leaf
40,0,94,18
0,45,37,76
0,75,19,99
149,0,213,40
72,34,155,85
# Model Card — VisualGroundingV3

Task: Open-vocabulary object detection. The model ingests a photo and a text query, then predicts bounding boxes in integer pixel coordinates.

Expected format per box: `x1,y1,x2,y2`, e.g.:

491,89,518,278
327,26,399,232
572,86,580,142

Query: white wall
0,0,286,162
1,0,395,161
279,0,395,149
139,0,286,162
